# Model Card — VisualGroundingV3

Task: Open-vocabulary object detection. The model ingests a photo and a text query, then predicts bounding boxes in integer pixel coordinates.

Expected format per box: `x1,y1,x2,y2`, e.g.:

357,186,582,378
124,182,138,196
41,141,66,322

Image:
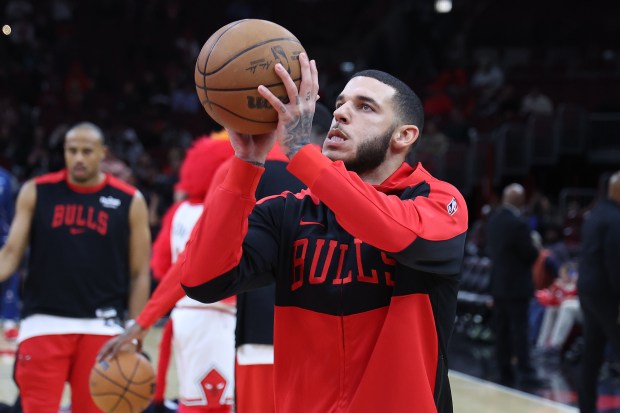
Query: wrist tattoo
286,142,309,158
283,112,313,159
246,160,265,168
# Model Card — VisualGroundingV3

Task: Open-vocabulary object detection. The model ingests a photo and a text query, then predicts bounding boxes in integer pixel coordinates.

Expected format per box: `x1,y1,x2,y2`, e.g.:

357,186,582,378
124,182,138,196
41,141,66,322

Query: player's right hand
97,322,147,362
227,128,276,166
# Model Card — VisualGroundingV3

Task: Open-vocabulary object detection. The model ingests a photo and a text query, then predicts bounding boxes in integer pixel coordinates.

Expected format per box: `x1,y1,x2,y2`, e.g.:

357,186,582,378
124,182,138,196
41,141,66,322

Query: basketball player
0,122,151,413
100,135,237,413
180,53,468,413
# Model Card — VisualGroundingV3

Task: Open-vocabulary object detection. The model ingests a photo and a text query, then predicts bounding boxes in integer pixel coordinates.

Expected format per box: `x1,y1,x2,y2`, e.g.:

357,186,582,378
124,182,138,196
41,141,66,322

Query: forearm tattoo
283,110,312,159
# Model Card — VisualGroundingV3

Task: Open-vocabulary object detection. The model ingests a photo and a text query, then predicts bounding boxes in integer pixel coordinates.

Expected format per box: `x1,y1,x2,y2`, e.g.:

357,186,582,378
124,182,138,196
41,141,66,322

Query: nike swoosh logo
69,228,86,235
299,219,324,227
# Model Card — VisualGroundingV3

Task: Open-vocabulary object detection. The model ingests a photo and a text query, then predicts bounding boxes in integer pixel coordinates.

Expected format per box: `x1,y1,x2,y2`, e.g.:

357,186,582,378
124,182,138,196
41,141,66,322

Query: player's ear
392,124,419,151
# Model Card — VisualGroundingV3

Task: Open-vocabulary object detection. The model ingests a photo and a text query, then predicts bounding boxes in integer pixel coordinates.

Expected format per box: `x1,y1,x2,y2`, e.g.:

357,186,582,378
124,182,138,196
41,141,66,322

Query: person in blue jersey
0,166,20,341
0,122,152,413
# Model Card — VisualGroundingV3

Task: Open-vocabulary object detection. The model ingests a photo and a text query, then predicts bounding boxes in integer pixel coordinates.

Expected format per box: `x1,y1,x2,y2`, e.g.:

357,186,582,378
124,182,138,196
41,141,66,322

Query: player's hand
257,52,319,159
97,323,147,362
226,129,276,166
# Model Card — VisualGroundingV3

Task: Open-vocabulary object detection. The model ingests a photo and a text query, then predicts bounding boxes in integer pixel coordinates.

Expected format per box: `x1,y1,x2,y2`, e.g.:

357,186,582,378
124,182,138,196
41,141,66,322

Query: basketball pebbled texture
89,351,155,413
194,19,306,135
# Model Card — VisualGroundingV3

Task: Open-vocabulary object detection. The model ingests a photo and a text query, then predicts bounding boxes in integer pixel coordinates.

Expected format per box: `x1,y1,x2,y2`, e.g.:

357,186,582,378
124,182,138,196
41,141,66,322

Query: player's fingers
273,61,299,105
258,85,289,117
97,341,114,362
310,60,319,100
297,53,314,103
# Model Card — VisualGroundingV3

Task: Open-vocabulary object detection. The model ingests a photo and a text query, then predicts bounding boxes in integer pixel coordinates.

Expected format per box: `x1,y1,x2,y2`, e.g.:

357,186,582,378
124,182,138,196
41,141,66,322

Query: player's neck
67,172,106,188
358,158,402,185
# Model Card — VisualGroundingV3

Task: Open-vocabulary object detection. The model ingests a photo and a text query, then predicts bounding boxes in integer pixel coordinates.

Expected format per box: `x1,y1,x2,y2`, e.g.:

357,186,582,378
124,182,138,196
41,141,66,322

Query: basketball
194,19,306,135
89,351,155,413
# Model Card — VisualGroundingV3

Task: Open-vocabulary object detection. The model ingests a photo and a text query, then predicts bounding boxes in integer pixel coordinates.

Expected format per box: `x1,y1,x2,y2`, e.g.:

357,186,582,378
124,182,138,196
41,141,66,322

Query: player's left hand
257,52,319,159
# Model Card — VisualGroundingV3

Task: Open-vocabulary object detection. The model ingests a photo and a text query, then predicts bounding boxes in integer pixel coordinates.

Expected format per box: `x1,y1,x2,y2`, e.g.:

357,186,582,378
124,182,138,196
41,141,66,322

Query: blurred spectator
466,203,493,257
101,148,134,185
420,118,450,156
423,85,455,119
521,87,554,117
526,192,561,237
496,84,521,121
576,170,620,413
471,56,504,117
441,107,474,145
414,117,449,177
171,78,201,114
535,262,581,357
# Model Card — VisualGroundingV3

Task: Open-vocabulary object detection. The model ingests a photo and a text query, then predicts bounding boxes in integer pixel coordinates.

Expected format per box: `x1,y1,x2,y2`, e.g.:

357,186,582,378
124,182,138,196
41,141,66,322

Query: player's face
64,128,106,185
322,76,398,175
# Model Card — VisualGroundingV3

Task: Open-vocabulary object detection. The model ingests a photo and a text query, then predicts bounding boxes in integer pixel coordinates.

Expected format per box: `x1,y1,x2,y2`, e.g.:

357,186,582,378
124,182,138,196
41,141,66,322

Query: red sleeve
150,202,181,280
136,254,186,328
181,157,263,288
205,158,233,205
288,145,468,252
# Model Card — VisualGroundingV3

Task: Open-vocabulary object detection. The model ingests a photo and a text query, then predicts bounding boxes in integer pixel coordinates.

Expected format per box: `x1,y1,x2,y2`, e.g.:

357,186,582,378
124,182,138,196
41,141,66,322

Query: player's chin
322,147,350,163
70,169,90,182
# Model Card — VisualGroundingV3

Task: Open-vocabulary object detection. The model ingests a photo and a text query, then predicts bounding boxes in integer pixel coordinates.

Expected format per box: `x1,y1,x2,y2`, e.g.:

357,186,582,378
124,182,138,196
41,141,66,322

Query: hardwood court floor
0,323,605,413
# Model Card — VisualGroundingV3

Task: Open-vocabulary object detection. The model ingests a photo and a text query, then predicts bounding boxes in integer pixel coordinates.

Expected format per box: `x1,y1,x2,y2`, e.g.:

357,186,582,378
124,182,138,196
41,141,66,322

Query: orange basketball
194,19,306,134
89,351,155,413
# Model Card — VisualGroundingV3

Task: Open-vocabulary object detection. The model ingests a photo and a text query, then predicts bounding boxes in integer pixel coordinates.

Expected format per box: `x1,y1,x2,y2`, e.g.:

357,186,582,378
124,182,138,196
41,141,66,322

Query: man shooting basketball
0,122,151,413
181,53,468,412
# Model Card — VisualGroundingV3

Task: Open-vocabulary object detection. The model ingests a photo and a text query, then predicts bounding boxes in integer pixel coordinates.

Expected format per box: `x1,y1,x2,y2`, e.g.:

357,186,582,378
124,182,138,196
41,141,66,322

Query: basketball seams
197,99,278,124
196,76,302,92
200,20,246,114
91,354,155,413
196,37,302,77
194,19,306,134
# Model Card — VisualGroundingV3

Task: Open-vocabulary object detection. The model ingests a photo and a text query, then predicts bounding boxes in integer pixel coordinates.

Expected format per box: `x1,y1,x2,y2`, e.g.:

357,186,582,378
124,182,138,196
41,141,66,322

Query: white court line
449,370,578,412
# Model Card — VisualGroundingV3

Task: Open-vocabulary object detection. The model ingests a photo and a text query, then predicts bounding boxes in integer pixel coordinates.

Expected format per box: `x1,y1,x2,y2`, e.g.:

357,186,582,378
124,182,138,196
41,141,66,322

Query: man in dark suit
487,183,541,385
577,170,620,413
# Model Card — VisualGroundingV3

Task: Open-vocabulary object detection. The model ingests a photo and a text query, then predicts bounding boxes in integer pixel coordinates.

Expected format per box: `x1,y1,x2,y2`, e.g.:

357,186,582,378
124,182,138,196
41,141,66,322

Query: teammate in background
577,170,620,413
0,122,151,413
0,166,20,341
99,135,236,413
181,54,468,412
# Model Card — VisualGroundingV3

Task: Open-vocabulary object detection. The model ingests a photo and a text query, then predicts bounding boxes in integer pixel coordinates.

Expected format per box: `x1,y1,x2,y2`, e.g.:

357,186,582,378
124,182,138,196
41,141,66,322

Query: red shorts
15,334,112,413
235,362,275,413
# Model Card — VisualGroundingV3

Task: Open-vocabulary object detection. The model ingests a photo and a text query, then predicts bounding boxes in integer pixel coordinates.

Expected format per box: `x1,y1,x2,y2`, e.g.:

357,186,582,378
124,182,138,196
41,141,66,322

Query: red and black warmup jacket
181,145,468,413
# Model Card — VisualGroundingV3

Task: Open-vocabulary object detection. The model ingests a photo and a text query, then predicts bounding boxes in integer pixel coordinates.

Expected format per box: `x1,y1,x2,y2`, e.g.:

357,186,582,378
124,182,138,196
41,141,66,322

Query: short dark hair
351,70,424,134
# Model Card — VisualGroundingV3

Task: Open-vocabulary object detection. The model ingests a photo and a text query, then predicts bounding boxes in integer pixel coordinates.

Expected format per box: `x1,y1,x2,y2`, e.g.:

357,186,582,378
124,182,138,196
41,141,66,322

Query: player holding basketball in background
181,53,468,413
100,135,237,413
0,122,151,413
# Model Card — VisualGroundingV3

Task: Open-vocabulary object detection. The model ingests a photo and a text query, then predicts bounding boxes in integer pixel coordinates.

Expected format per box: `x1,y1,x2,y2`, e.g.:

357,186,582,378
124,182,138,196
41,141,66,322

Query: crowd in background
1,0,620,409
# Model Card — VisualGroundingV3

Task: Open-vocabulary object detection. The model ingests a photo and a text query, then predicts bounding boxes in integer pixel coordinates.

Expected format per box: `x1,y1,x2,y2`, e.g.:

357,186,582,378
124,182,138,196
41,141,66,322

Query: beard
344,125,395,175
